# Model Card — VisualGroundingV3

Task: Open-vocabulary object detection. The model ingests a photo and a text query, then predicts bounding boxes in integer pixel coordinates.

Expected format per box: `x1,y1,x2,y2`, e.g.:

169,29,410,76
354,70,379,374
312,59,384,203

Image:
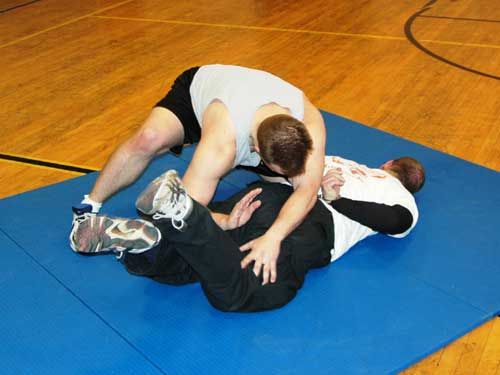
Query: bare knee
128,125,182,157
126,108,184,157
127,127,164,156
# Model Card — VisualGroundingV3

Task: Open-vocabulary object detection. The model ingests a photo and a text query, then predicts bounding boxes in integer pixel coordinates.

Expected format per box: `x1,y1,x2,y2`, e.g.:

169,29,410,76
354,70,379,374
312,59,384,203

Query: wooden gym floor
0,0,499,373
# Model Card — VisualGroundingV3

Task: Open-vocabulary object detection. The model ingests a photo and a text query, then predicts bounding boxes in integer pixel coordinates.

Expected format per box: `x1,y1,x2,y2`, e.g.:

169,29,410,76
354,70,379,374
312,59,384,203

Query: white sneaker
69,215,161,254
136,170,193,231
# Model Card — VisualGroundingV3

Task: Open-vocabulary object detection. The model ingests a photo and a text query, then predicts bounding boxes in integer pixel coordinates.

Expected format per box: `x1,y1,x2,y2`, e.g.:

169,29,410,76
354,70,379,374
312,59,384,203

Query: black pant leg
123,235,198,285
158,182,330,312
126,181,333,313
154,201,265,312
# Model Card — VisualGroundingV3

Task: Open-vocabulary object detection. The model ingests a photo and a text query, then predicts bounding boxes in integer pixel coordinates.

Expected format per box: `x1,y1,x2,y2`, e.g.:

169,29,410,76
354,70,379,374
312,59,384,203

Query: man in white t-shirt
319,156,423,261
71,65,326,286
69,156,424,312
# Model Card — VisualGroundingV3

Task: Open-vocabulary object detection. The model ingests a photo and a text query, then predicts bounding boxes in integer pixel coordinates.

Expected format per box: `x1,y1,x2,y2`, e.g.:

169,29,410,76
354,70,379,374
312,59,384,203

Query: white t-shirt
189,64,304,167
318,156,419,262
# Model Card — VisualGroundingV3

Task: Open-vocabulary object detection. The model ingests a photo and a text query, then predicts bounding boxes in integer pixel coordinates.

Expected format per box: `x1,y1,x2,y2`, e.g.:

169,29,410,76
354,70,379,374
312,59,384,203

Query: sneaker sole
71,217,161,254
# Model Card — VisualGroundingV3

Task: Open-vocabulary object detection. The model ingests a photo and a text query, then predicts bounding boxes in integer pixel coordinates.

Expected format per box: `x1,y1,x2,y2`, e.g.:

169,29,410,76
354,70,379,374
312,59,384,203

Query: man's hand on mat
321,169,345,202
240,233,281,285
226,188,262,230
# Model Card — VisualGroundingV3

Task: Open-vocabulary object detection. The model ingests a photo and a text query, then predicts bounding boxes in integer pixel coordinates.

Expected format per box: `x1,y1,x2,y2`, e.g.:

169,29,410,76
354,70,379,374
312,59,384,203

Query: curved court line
419,15,500,24
92,15,500,50
0,0,41,14
0,0,134,49
404,1,500,81
0,227,168,375
0,152,98,174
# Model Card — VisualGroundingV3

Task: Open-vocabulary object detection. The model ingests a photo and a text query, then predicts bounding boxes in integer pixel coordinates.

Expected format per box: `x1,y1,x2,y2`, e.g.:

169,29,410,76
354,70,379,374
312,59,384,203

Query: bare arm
266,96,326,239
240,96,326,284
181,102,237,228
182,138,234,206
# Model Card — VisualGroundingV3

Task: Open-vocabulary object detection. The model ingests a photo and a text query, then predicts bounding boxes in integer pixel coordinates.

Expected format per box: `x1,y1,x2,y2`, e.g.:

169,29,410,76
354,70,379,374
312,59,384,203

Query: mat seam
406,270,490,315
0,227,168,375
384,253,496,372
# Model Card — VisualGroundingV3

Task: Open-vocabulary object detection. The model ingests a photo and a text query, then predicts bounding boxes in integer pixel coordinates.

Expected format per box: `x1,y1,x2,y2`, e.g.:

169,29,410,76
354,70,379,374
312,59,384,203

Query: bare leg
89,107,184,203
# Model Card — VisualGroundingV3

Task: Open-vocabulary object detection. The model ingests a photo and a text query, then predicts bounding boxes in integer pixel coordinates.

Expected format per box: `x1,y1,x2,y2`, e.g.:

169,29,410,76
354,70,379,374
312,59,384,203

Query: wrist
265,228,285,242
212,212,230,230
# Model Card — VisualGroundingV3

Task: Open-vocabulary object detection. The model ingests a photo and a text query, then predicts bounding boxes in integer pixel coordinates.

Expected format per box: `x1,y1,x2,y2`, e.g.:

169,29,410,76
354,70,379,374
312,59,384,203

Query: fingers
248,200,261,214
324,169,345,180
241,249,264,276
322,176,344,191
234,188,262,212
323,172,345,184
239,240,253,252
247,187,262,199
270,262,277,283
261,261,277,285
262,262,270,285
241,188,262,206
253,260,263,279
239,231,279,285
241,253,277,286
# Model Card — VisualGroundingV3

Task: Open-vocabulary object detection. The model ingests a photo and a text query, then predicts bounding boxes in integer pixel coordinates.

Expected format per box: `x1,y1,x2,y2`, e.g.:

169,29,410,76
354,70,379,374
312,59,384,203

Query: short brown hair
390,157,425,193
257,114,313,177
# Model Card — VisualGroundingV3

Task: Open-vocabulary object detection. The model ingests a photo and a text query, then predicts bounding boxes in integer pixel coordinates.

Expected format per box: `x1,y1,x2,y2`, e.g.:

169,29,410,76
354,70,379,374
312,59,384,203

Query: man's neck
385,168,400,180
251,103,292,149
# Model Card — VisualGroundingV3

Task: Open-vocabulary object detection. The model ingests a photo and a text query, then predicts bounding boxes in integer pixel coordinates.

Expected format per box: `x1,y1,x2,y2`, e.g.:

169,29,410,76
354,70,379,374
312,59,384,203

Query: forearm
265,95,325,239
90,141,153,203
266,188,317,240
329,198,413,234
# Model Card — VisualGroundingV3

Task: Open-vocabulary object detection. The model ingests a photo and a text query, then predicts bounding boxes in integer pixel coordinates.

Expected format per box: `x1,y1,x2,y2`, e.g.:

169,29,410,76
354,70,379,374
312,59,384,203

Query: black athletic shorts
155,66,201,155
155,66,286,179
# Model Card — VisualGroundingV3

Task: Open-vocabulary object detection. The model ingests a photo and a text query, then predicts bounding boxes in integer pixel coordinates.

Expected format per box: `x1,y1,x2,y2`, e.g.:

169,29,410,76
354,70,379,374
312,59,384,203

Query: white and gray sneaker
69,214,161,254
135,170,193,231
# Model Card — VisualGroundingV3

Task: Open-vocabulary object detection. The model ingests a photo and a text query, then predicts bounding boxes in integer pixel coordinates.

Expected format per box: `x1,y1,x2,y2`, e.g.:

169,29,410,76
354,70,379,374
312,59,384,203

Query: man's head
381,157,425,194
256,114,313,177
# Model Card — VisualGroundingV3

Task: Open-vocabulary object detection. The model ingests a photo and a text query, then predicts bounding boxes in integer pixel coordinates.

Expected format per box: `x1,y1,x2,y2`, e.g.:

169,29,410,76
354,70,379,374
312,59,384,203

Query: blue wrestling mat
1,112,499,374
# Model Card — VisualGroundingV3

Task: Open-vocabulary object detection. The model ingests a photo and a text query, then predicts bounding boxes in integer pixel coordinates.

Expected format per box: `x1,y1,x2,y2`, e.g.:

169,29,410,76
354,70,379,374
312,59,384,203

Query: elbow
309,193,318,209
384,213,414,235
303,188,318,212
293,178,320,212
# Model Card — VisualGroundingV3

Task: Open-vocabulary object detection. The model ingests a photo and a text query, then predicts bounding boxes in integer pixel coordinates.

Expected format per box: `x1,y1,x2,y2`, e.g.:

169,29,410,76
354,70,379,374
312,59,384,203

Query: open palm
226,188,262,230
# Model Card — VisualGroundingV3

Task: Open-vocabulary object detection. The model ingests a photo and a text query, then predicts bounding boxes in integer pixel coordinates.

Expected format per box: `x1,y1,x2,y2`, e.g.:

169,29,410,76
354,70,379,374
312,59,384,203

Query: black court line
0,0,42,14
0,153,97,174
420,15,500,24
404,0,500,81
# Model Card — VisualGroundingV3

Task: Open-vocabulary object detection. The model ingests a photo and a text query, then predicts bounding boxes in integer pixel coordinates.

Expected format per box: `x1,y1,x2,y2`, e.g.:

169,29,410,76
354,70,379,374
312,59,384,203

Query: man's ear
380,160,394,170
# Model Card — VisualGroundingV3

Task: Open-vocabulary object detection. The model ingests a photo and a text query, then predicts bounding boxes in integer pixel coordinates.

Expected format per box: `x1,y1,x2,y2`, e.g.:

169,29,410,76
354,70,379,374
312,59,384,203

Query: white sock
81,195,102,213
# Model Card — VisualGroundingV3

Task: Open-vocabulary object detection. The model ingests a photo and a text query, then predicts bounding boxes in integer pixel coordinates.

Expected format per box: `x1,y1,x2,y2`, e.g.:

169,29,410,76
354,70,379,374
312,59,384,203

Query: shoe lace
72,204,96,225
69,210,95,253
152,179,188,230
73,212,94,224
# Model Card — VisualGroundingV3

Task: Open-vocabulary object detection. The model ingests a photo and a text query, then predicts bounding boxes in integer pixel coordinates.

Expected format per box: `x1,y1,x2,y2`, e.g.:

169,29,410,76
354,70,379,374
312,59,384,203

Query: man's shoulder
201,101,236,138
